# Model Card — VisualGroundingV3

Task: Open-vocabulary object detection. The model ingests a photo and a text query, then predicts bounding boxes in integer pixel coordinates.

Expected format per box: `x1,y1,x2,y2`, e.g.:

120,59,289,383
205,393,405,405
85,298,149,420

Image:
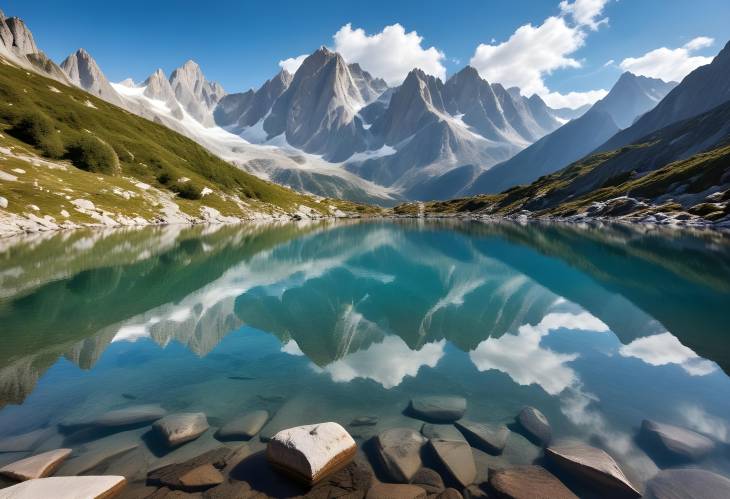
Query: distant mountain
0,11,67,83
169,60,225,126
550,104,590,122
600,39,730,151
60,48,124,107
466,72,675,195
215,70,292,129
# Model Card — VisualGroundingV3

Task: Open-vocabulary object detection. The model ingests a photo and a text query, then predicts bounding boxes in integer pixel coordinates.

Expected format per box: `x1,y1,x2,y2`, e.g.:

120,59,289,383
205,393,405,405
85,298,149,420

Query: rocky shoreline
1,396,728,498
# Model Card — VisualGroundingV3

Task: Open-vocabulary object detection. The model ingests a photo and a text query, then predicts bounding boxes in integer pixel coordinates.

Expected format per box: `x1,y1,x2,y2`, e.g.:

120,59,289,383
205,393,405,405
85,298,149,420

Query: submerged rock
639,420,715,462
306,461,373,498
455,420,510,454
350,416,379,427
410,467,445,494
489,465,577,499
0,428,53,452
216,410,269,440
422,424,465,442
178,464,224,490
266,422,356,485
0,475,126,498
409,396,466,422
147,447,232,490
428,438,476,488
436,488,463,499
366,483,426,499
154,413,209,447
644,468,730,499
57,428,143,476
0,448,72,481
93,404,166,427
375,428,427,482
516,407,551,446
546,442,639,498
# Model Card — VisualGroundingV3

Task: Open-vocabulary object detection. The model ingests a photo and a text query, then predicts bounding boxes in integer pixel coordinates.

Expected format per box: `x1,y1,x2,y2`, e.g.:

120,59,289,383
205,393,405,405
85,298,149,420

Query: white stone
266,422,356,484
60,210,70,218
0,475,126,498
72,199,95,211
0,448,72,481
0,196,7,209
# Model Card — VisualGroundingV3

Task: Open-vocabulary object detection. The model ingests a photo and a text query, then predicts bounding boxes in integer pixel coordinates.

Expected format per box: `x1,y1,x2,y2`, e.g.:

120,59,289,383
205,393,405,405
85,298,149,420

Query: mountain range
0,7,728,226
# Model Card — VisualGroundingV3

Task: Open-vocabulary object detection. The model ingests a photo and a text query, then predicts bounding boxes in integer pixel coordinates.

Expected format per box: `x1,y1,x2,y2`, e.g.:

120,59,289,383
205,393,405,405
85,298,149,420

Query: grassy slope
0,60,351,223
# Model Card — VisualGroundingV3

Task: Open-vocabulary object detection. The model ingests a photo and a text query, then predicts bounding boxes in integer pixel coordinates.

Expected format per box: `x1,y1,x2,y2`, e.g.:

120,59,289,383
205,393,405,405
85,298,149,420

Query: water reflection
0,220,729,488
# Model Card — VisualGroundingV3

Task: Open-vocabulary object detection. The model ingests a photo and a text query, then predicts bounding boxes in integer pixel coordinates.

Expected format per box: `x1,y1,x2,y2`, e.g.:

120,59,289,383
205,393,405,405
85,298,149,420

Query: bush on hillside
9,109,64,158
66,135,119,174
171,181,203,200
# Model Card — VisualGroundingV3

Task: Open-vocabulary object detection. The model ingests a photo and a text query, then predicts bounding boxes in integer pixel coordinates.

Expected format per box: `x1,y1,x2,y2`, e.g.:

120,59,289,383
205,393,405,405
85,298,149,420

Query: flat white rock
266,422,356,484
0,448,72,481
0,475,126,498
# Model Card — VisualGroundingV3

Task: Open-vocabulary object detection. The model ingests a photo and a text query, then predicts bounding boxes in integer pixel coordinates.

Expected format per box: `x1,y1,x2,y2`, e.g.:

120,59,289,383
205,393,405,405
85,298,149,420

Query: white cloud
469,1,611,109
619,37,715,82
559,0,611,30
278,54,307,74
619,332,717,376
281,339,304,356
333,23,446,85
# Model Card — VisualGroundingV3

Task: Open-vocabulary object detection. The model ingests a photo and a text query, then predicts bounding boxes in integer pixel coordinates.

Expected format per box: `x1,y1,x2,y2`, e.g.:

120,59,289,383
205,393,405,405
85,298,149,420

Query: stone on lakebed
93,404,166,427
0,448,72,481
639,419,715,462
455,420,510,454
266,422,356,485
366,483,426,499
644,468,730,499
375,427,427,482
489,465,577,499
546,441,640,498
0,475,126,498
153,413,209,447
516,406,551,446
409,396,466,422
215,410,269,440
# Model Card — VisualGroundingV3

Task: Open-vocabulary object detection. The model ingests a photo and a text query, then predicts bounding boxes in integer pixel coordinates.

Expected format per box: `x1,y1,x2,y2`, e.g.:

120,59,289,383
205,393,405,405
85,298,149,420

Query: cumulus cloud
619,37,715,82
333,23,446,85
278,54,307,74
469,0,611,109
619,332,717,376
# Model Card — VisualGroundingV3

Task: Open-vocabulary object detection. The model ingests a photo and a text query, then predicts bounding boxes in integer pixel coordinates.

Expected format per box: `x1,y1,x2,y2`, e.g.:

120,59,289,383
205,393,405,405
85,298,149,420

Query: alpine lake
1,220,729,498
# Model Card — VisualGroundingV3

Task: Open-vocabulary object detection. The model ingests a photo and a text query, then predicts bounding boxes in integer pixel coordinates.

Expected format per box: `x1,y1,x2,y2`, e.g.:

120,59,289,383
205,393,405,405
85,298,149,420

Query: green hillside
0,60,359,231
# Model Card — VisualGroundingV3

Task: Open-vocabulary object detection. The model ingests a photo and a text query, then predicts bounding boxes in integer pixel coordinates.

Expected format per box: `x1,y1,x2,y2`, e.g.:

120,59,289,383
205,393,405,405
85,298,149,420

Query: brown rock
411,468,445,494
367,483,427,499
179,464,225,490
428,439,476,487
148,487,203,498
202,481,253,499
147,448,232,490
640,420,715,462
0,448,72,481
375,428,427,482
436,488,462,499
489,465,576,499
516,407,551,446
154,413,209,447
644,468,730,499
455,420,509,455
462,485,488,499
409,397,466,423
216,411,269,440
546,442,639,497
306,461,373,499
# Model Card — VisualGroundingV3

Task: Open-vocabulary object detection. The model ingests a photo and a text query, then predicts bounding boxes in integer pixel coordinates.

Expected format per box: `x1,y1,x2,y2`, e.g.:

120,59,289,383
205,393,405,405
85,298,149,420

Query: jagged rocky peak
143,68,183,119
1,15,38,56
168,59,225,126
60,48,123,106
348,62,388,103
215,69,293,129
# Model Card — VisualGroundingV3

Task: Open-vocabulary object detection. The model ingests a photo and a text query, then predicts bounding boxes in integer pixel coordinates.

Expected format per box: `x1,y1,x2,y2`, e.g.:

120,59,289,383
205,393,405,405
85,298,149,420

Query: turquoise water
1,220,729,491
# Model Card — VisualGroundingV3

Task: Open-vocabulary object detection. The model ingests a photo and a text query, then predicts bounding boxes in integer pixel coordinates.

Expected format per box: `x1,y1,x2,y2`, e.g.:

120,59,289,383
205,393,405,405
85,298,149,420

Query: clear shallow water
1,220,729,493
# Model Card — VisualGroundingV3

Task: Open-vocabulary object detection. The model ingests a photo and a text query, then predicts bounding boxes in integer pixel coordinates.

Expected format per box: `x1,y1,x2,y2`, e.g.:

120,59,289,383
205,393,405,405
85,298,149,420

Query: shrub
171,181,202,200
66,135,119,174
9,109,63,157
156,170,172,185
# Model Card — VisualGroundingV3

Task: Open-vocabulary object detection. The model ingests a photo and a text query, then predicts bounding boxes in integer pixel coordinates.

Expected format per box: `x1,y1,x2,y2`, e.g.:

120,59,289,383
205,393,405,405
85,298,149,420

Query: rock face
455,420,509,454
215,70,292,129
153,413,209,447
60,48,124,106
0,13,68,83
169,60,225,126
546,442,640,498
375,428,427,482
0,448,72,480
0,475,126,498
639,420,715,462
93,404,166,427
409,396,466,422
366,483,427,499
215,410,269,440
516,406,551,446
644,468,730,499
266,422,356,485
489,465,578,499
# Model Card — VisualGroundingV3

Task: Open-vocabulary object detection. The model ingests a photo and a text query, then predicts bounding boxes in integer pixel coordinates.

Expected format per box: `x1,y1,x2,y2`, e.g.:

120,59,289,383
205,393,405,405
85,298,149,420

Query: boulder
410,468,444,494
216,410,269,440
546,442,639,498
306,461,373,498
644,468,730,499
422,425,465,442
178,464,224,490
516,407,551,446
0,428,53,452
350,416,378,427
366,483,426,499
57,428,143,475
462,485,489,499
93,404,166,427
147,447,232,489
375,428,427,482
266,422,356,485
0,475,126,498
409,397,466,422
489,465,577,499
0,448,72,481
639,420,715,462
154,413,209,447
428,438,476,488
437,488,463,499
455,420,510,454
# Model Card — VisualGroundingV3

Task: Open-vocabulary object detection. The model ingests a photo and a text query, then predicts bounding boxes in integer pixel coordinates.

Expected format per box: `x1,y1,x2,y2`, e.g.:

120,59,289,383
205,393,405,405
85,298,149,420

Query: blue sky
5,0,729,107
